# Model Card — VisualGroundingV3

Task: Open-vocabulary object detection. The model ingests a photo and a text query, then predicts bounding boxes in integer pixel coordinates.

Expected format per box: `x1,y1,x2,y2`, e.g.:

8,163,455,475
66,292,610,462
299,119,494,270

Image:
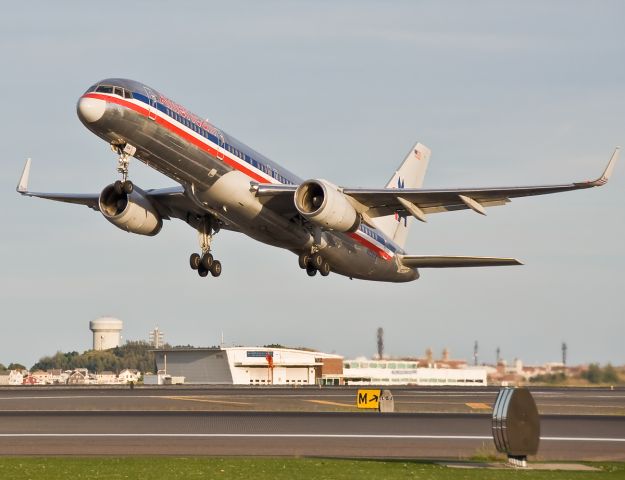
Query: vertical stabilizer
373,142,431,248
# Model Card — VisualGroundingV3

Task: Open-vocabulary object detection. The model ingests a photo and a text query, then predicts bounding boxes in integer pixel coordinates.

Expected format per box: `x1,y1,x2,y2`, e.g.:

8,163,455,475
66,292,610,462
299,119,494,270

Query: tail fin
373,142,431,248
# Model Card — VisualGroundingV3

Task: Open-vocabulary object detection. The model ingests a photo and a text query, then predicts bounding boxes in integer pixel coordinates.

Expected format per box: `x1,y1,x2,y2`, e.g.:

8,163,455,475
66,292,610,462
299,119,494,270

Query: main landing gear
189,216,222,278
298,251,331,277
111,143,137,195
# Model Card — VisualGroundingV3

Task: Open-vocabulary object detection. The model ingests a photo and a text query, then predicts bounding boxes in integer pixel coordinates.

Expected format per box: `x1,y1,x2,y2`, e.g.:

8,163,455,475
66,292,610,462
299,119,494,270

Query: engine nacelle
98,184,162,236
294,179,360,232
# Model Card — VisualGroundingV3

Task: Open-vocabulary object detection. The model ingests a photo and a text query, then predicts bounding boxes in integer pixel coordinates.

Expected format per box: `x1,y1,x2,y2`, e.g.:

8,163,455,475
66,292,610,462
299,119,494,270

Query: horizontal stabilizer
399,255,522,268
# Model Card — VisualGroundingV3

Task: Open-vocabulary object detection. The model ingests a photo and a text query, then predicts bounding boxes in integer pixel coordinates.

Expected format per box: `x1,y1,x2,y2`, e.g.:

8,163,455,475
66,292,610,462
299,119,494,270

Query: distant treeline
530,363,622,385
0,363,27,372
30,341,157,373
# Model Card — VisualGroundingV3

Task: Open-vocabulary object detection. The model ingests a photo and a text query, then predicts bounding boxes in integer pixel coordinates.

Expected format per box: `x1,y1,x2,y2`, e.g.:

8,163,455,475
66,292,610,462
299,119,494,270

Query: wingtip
594,147,619,186
17,158,32,193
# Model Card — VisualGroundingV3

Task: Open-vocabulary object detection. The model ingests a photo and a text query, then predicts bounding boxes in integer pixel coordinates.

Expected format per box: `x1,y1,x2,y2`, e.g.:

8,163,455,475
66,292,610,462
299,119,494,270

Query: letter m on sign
356,389,381,409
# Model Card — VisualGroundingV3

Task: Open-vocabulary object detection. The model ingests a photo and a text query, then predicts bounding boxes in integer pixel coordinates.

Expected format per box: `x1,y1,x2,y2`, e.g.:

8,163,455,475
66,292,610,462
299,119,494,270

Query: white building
153,347,343,385
342,358,487,386
118,369,141,384
90,317,123,350
0,370,24,385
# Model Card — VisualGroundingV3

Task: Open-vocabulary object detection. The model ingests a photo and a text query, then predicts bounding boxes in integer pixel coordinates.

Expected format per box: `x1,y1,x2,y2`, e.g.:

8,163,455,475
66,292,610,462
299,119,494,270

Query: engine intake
99,184,162,236
294,179,360,232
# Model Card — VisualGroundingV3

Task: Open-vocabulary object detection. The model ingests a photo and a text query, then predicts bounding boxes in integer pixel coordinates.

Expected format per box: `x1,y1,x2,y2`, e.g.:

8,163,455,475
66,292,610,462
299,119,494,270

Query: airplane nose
77,96,106,123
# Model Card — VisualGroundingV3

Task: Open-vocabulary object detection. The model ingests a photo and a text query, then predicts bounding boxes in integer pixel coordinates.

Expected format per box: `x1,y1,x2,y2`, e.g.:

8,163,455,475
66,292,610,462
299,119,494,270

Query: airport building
152,347,343,385
334,358,488,386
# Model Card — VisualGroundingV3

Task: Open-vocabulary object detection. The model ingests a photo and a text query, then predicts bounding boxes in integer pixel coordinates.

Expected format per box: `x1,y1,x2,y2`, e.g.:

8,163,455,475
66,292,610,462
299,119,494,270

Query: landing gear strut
299,251,331,277
189,216,222,278
111,143,136,194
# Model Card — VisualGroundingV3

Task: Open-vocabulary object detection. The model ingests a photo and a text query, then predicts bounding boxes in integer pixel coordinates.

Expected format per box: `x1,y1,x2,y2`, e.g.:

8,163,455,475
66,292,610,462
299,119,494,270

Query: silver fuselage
79,78,418,282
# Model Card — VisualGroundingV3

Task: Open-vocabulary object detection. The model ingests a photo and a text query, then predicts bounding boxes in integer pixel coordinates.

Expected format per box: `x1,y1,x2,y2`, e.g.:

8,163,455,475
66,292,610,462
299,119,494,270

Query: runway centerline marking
305,400,357,408
0,433,623,442
164,396,252,406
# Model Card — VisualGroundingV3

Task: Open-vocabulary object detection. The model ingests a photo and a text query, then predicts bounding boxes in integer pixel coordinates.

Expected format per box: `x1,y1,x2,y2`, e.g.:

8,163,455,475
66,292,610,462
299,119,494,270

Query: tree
583,364,602,383
0,363,6,372
602,364,619,384
7,363,26,371
29,341,157,374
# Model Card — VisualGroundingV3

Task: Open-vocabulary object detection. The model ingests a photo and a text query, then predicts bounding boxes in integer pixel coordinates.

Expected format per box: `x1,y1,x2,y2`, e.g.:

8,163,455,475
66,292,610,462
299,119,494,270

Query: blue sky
1,1,623,368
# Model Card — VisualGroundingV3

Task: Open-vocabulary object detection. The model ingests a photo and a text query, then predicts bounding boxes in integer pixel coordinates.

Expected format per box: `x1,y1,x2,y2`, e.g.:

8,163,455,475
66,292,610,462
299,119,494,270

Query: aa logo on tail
394,176,408,225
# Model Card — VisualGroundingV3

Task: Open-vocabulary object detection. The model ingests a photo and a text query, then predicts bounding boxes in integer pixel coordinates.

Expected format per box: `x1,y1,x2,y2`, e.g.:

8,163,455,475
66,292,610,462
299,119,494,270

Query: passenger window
96,85,114,94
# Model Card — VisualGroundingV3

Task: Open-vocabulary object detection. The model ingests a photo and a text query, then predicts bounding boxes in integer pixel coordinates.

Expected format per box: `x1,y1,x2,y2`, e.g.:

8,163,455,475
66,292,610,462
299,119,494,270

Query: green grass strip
0,457,623,479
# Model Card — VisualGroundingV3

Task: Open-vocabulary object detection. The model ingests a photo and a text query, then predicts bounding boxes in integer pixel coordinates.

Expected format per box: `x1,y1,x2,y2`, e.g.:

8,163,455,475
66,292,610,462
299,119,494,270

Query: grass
0,458,624,479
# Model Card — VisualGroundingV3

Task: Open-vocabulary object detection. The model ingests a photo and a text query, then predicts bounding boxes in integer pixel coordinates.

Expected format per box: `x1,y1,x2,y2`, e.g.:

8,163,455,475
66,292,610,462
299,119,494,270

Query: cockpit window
96,85,114,94
123,89,133,99
85,85,97,93
114,87,124,97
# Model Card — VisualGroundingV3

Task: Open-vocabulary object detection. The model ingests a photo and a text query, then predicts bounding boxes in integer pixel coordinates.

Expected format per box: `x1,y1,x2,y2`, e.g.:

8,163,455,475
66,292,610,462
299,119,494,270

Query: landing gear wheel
319,261,331,277
122,180,134,194
306,265,317,277
189,253,201,270
201,252,214,269
298,253,310,269
210,260,222,277
114,180,124,194
311,253,324,270
198,265,209,277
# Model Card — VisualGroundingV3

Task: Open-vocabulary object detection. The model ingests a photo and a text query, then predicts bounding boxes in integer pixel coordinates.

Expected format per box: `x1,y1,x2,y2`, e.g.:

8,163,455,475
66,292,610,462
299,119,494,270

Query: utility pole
562,342,567,367
473,340,479,366
377,328,384,360
496,346,501,364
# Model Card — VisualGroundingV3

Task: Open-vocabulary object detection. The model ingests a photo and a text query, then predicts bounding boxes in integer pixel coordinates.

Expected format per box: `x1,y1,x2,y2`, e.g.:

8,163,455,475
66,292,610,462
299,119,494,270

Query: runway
1,386,623,415
0,411,623,460
0,386,623,459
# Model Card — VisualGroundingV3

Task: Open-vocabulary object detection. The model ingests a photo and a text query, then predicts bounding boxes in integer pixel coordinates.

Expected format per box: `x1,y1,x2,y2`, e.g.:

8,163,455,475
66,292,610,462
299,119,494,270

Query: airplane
16,78,619,282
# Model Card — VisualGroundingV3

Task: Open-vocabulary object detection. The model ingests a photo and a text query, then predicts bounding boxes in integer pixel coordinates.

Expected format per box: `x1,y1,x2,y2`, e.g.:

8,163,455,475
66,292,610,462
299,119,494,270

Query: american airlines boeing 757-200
17,79,619,282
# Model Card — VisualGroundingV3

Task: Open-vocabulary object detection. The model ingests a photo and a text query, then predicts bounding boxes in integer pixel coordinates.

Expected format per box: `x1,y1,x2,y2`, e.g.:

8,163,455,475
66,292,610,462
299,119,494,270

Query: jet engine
98,183,162,236
294,179,360,232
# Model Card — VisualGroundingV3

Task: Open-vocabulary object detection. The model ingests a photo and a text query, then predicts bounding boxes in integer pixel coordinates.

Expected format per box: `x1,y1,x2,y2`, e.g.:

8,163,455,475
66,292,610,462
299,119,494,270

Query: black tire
306,265,317,277
114,180,124,194
198,265,209,277
122,180,134,194
189,253,201,270
210,260,222,277
298,253,310,269
319,261,331,277
311,253,323,269
201,252,214,269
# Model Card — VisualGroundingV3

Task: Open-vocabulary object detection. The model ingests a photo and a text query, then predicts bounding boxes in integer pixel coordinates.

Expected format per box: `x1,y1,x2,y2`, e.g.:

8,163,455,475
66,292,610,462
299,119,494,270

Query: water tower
89,317,123,350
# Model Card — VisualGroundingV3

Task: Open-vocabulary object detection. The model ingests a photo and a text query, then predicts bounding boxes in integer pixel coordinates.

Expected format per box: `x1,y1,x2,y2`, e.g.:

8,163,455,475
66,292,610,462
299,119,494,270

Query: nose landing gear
189,216,222,278
111,142,136,194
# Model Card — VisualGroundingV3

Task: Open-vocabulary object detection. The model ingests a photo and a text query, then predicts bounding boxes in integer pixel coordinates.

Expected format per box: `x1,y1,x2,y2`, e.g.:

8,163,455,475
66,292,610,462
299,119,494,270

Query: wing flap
399,255,522,268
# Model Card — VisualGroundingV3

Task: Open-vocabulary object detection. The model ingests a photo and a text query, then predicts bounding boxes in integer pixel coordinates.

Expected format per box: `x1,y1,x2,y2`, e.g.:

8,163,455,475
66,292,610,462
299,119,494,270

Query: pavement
0,386,623,459
0,385,623,414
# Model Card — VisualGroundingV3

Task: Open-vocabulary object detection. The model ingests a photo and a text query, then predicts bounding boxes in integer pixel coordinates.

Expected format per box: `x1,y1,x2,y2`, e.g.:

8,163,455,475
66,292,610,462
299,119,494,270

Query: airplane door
216,132,224,160
144,87,158,120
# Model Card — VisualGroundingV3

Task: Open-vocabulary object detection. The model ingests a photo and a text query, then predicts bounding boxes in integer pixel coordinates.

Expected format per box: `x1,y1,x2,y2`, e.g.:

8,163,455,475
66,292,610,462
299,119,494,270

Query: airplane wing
398,255,522,268
254,148,619,222
16,158,217,227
